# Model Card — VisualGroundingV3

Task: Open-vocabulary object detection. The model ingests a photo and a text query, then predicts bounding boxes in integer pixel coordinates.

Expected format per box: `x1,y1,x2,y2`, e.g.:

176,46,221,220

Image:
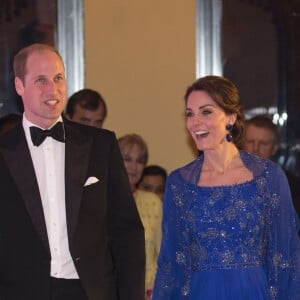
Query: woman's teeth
195,130,208,138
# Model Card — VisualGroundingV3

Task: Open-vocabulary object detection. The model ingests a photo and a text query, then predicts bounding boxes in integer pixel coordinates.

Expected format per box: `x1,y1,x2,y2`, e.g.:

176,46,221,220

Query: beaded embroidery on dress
152,151,300,300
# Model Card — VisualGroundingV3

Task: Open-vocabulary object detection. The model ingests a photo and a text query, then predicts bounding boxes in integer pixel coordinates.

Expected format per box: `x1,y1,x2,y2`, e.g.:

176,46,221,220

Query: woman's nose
193,116,201,125
128,161,137,170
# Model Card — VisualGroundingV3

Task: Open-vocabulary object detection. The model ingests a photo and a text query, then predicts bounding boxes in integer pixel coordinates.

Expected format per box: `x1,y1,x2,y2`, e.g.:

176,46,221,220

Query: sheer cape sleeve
264,159,300,299
243,151,300,299
152,162,198,299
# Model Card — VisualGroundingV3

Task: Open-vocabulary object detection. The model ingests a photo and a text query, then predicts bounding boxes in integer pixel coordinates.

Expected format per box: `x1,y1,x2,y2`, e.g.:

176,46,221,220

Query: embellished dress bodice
152,151,300,300
184,179,269,272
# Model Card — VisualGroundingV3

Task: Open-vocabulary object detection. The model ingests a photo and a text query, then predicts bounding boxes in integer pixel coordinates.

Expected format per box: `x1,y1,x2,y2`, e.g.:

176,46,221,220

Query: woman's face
121,144,145,190
186,90,234,151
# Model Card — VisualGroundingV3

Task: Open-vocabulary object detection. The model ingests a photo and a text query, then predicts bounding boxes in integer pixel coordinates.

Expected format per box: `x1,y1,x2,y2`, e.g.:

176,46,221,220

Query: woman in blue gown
152,76,300,300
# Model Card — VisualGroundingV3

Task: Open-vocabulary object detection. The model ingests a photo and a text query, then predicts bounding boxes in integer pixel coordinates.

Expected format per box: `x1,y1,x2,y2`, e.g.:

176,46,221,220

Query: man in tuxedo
0,43,145,300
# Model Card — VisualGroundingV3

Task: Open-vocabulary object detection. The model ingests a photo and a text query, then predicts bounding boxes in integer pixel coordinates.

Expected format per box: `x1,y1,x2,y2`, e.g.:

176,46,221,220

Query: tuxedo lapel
0,125,50,254
64,122,92,240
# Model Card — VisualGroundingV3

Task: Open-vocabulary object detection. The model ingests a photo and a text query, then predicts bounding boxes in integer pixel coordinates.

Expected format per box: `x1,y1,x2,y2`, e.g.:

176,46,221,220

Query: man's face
69,104,105,128
15,50,67,129
243,124,278,159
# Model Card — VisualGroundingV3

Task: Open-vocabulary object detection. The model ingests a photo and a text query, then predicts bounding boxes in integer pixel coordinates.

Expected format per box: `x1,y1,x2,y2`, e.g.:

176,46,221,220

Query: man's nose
46,80,57,91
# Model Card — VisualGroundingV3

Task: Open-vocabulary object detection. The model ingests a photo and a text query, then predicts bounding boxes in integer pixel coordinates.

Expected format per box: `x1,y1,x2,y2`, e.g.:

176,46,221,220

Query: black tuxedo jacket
0,119,145,300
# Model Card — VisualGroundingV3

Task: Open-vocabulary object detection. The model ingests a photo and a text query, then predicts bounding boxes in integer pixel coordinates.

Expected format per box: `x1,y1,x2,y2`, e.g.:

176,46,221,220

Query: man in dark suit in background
243,115,300,218
0,43,145,300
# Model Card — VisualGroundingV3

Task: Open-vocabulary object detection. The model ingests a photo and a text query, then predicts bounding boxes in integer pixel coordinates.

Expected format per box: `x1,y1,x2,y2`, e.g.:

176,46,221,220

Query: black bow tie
30,122,65,146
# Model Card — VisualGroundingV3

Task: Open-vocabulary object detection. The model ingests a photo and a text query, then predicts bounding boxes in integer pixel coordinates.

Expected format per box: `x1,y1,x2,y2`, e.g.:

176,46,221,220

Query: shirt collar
22,114,63,147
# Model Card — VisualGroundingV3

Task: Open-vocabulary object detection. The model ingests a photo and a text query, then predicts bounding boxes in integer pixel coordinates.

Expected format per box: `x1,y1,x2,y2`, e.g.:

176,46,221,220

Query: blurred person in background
243,115,279,159
118,134,162,299
138,164,167,200
243,115,300,218
65,88,107,128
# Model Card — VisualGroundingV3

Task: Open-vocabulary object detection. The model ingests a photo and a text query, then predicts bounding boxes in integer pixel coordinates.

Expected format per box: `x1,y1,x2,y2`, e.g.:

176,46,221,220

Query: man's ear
15,77,24,96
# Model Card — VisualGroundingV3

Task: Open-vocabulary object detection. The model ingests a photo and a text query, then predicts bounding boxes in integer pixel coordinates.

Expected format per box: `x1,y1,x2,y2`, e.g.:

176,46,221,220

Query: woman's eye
202,110,212,115
185,111,193,117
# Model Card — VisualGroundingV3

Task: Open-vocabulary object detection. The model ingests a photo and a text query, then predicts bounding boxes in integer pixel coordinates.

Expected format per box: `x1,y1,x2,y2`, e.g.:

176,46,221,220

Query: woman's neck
202,146,240,175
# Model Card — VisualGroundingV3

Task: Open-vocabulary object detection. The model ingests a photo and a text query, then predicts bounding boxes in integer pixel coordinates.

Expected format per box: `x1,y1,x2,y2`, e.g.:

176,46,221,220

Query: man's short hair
66,88,107,119
245,115,280,144
14,43,63,83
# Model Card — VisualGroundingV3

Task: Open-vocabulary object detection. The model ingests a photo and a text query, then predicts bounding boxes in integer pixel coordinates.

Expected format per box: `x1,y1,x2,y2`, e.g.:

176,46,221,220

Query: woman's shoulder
167,151,286,185
240,150,285,177
167,157,203,186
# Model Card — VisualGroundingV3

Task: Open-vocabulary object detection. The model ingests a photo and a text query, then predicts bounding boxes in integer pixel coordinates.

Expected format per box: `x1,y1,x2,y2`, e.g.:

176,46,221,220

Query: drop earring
225,124,233,142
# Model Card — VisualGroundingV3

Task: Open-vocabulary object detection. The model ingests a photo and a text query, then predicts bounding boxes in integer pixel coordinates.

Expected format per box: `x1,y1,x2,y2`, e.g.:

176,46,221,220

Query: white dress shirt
23,115,79,279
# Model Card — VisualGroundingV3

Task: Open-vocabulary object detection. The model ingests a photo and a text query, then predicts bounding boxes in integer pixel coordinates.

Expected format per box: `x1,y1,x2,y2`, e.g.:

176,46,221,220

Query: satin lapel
64,122,92,240
0,125,50,254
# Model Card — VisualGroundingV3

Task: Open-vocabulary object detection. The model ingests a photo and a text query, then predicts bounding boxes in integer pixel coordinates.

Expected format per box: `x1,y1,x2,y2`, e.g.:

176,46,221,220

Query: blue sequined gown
152,151,300,300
